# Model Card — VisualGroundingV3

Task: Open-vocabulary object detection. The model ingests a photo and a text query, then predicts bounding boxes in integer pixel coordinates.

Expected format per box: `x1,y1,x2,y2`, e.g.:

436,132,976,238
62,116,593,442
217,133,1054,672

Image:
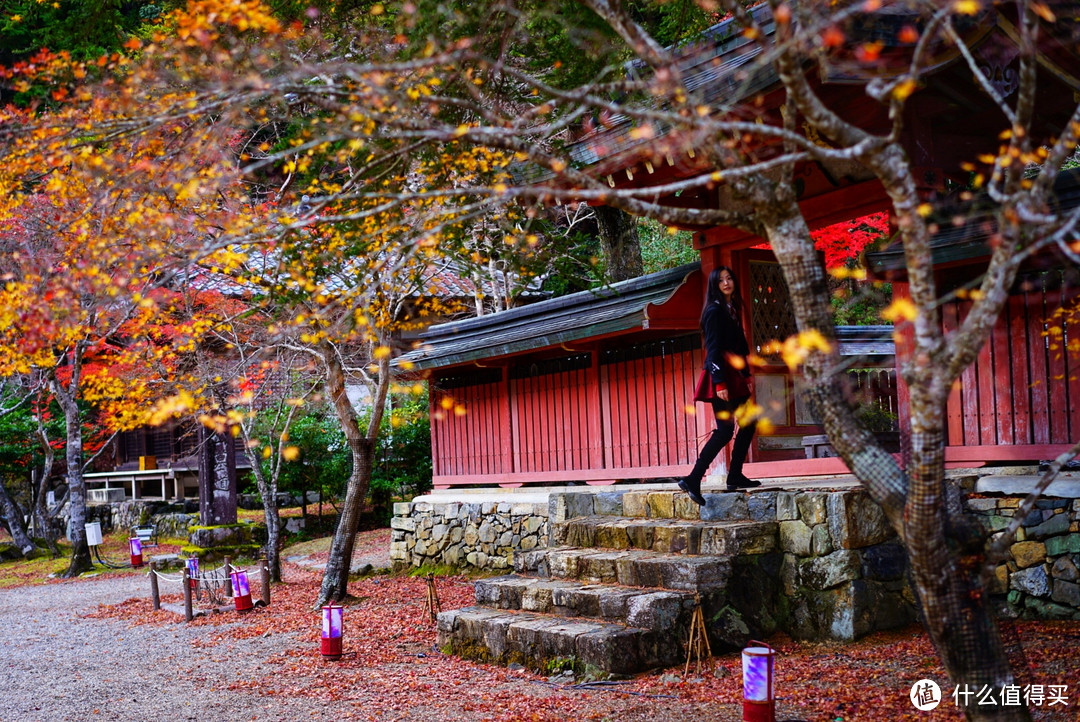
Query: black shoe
725,472,761,491
678,479,707,506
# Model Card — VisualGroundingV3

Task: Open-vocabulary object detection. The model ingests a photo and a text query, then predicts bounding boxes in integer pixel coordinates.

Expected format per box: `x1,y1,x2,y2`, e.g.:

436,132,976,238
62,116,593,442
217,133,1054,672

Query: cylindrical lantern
186,557,199,592
321,604,343,660
741,640,776,722
231,569,253,612
128,537,144,568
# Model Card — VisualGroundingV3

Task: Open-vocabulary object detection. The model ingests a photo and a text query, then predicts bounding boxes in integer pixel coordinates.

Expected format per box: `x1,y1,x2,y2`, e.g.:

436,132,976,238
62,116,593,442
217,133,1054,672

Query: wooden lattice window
748,260,797,358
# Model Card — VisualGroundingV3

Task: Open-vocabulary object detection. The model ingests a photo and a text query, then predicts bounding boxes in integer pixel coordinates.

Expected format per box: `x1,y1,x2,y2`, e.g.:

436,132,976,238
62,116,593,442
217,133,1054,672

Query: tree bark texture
594,205,644,282
0,483,37,557
53,375,91,578
759,180,1027,721
317,344,389,606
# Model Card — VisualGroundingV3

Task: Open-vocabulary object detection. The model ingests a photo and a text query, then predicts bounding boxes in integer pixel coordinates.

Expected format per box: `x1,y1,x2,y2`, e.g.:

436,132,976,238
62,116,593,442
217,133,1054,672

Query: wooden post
223,556,232,597
182,567,193,622
149,561,160,611
260,560,271,607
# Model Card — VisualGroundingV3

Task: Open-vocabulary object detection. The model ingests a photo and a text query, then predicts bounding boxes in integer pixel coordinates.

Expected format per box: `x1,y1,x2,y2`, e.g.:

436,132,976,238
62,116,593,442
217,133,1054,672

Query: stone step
437,606,686,674
474,574,697,629
551,489,779,523
515,547,732,592
552,515,777,556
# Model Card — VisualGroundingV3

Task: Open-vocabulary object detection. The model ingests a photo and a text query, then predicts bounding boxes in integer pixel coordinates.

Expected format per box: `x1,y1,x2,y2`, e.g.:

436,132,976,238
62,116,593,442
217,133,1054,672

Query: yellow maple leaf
882,298,918,322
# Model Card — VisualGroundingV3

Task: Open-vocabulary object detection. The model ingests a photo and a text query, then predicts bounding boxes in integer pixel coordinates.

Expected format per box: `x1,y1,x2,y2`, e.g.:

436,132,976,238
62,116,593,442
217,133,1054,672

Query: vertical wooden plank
1065,283,1080,441
941,297,967,444
992,306,1014,445
499,369,512,474
1046,288,1070,444
540,370,553,472
976,306,997,446
671,348,688,464
1028,282,1050,444
641,353,656,468
616,359,631,468
957,301,981,446
510,376,523,473
599,359,614,470
630,353,643,468
518,376,530,473
1006,295,1031,445
429,387,442,477
574,366,586,470
558,369,571,472
478,382,491,475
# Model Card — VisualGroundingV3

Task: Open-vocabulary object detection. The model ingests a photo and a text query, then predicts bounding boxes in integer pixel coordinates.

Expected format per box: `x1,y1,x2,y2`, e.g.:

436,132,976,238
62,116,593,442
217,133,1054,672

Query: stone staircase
437,488,785,675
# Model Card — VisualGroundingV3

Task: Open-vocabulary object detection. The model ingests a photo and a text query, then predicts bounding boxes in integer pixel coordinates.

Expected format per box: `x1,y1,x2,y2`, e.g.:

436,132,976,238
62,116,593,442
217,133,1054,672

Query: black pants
685,396,757,485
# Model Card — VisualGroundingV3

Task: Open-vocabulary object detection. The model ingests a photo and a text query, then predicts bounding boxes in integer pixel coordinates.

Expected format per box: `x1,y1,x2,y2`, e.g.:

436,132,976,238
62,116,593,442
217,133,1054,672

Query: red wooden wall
429,336,714,487
939,276,1080,458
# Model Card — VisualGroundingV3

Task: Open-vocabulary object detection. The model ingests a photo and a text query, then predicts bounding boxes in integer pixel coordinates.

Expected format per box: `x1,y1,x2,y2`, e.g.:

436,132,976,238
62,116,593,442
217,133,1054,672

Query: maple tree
3,3,1079,718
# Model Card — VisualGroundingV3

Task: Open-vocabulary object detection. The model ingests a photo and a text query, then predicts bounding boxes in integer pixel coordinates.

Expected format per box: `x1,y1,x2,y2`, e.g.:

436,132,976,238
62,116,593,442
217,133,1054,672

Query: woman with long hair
678,265,760,505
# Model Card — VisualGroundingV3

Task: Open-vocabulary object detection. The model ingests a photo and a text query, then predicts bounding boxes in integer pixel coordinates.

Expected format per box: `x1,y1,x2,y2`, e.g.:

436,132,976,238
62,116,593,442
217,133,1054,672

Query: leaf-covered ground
72,528,1079,722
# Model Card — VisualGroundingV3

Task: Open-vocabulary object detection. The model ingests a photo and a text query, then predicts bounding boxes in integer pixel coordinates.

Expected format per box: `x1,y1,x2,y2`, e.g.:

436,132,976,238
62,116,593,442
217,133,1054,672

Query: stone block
797,493,829,526
1023,596,1076,620
1010,565,1050,597
593,492,625,516
811,524,833,556
1028,513,1069,540
413,501,432,513
1045,534,1080,557
450,527,464,544
1011,541,1046,569
965,498,998,512
673,494,701,520
828,491,892,549
464,527,480,546
520,536,538,551
777,492,798,521
991,565,1008,594
499,531,512,547
701,492,748,522
1035,498,1069,510
548,493,593,522
524,516,544,535
800,550,862,590
393,502,412,516
976,475,1080,499
479,523,497,544
647,492,675,520
432,524,449,542
511,503,538,516
779,520,813,556
748,492,777,522
1051,555,1078,582
625,591,686,631
622,492,651,518
1051,580,1080,608
859,542,907,581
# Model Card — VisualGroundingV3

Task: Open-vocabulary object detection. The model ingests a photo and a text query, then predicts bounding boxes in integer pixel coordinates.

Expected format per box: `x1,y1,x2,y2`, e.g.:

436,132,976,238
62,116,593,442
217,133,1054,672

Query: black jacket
702,300,751,394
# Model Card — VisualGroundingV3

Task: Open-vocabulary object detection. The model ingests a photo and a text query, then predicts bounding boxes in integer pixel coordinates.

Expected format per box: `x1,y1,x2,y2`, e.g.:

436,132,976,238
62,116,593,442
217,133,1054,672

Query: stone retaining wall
968,493,1080,620
390,500,548,569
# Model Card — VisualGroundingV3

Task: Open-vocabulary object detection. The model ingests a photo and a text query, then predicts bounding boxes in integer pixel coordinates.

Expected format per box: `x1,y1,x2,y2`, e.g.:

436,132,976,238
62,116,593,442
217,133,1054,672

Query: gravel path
0,574,334,721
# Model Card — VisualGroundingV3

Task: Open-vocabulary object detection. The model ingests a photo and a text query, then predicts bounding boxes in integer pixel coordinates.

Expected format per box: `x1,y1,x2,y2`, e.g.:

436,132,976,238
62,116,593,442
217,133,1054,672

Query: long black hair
701,265,742,327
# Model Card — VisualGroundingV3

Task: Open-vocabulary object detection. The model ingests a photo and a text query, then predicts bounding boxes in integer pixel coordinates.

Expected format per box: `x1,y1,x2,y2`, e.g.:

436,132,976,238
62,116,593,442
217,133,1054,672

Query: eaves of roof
866,168,1080,276
397,263,700,370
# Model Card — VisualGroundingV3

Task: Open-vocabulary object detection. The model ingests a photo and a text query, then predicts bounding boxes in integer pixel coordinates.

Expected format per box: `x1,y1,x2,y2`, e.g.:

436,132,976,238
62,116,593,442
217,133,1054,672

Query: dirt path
0,573,334,721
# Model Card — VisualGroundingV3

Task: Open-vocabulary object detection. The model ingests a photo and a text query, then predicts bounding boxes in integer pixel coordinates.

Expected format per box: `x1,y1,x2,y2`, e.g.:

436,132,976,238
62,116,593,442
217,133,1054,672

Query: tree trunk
56,383,92,578
0,483,37,557
762,193,1028,721
245,455,281,582
594,206,643,282
317,436,374,605
316,344,391,606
